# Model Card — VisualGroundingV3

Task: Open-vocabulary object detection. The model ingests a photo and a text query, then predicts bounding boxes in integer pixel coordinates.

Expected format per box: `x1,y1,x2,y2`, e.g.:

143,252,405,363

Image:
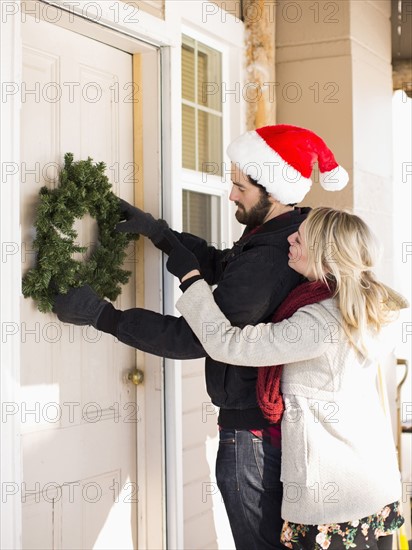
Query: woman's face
287,221,317,280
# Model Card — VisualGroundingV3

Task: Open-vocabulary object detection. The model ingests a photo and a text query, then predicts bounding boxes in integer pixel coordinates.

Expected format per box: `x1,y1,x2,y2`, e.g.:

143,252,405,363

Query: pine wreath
22,152,137,313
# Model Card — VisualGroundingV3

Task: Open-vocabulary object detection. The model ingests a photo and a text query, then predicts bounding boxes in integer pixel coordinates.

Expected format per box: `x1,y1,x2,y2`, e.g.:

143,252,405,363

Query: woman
166,207,406,550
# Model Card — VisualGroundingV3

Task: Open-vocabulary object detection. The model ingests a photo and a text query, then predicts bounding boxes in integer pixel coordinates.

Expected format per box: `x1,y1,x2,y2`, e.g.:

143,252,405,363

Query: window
182,35,222,174
182,190,221,244
181,34,225,242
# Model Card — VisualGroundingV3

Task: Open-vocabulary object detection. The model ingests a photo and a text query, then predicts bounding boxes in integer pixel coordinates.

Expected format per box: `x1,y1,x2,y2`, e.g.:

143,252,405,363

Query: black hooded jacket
98,207,310,428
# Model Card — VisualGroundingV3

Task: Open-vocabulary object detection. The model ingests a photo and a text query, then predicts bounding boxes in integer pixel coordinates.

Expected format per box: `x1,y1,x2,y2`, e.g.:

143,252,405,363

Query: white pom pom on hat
226,124,349,204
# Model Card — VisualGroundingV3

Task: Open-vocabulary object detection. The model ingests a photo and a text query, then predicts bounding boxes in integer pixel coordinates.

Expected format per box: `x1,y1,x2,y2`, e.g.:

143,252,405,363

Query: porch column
243,0,276,128
276,0,393,281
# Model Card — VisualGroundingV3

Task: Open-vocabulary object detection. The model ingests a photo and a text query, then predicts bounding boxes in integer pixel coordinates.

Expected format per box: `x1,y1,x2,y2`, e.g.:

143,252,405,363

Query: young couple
53,125,405,550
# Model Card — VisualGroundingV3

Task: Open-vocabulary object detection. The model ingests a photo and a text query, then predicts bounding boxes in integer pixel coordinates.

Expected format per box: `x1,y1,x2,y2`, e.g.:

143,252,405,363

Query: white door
20,15,142,549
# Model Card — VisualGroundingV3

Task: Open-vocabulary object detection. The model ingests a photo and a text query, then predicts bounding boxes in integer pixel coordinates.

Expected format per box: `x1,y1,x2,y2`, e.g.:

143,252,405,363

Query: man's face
229,164,272,228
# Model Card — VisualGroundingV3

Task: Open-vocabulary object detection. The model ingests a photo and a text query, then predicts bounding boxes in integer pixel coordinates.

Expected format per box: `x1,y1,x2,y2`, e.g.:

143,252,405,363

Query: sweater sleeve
176,279,339,367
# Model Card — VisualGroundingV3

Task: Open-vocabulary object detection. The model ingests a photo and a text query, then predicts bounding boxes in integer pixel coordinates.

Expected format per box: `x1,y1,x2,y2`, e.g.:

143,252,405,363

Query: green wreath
22,153,137,313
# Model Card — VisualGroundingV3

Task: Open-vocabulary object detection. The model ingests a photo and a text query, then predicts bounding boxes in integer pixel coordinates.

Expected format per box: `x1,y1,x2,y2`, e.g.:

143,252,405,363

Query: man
54,124,348,550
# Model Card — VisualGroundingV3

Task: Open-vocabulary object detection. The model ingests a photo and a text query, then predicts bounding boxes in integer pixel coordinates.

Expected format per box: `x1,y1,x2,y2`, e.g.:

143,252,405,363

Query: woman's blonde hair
304,207,397,355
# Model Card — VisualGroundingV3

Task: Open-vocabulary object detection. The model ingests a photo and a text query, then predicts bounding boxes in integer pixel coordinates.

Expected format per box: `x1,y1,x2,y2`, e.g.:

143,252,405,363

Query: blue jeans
216,429,284,550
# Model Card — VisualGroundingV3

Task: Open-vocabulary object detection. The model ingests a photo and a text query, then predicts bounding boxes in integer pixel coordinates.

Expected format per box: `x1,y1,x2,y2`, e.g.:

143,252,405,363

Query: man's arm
158,230,229,286
115,199,229,285
101,242,297,357
52,284,207,360
53,246,297,360
98,306,207,360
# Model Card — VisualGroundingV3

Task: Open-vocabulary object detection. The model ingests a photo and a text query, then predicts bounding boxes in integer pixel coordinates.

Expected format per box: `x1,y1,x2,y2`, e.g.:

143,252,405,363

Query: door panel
21,15,140,549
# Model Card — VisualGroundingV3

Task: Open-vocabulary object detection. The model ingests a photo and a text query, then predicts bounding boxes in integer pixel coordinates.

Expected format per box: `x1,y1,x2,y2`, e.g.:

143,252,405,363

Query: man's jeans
216,429,284,550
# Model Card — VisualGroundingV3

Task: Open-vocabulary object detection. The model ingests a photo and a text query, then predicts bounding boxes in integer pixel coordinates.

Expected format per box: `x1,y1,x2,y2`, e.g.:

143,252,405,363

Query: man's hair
247,175,297,207
247,175,270,196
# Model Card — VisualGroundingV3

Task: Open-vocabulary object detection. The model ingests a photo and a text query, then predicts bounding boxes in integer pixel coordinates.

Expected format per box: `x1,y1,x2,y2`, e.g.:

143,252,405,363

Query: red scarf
256,280,333,423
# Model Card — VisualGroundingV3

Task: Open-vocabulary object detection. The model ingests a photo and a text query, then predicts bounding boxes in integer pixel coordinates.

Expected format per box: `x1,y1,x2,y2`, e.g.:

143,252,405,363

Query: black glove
164,230,200,280
52,285,109,327
115,198,168,244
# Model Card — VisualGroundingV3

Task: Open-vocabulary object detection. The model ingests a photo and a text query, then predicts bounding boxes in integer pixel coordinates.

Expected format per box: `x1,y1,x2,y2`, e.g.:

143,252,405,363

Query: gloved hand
52,285,109,326
164,230,200,281
115,198,168,244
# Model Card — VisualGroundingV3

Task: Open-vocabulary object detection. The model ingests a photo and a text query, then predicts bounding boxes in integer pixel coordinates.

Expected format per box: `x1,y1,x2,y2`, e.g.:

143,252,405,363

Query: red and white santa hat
227,124,349,204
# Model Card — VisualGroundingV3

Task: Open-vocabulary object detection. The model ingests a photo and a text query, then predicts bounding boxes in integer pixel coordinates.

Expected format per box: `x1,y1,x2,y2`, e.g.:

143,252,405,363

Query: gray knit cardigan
176,280,402,524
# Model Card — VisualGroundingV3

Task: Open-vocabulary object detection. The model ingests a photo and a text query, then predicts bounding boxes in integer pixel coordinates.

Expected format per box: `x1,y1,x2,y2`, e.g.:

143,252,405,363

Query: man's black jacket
98,207,310,428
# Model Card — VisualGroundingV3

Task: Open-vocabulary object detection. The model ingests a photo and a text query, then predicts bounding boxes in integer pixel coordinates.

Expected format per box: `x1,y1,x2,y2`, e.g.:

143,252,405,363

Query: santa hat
226,124,349,204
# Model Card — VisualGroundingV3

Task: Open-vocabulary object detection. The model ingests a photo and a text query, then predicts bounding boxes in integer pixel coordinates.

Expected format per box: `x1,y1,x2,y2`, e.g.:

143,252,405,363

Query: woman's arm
176,279,339,367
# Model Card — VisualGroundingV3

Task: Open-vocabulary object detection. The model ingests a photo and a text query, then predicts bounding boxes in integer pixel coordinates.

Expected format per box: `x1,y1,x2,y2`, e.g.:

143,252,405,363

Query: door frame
1,1,173,548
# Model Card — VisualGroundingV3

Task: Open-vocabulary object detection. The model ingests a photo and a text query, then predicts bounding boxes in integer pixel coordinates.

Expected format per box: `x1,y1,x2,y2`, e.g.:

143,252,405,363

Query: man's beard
235,193,272,229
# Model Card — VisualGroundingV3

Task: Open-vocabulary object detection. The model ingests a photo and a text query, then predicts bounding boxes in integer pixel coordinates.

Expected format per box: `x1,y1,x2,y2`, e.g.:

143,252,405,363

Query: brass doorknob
128,368,144,386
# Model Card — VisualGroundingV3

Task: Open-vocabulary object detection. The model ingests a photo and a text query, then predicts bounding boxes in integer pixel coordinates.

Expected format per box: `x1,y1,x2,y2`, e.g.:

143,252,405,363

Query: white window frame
175,19,245,548
180,25,234,250
162,11,244,548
